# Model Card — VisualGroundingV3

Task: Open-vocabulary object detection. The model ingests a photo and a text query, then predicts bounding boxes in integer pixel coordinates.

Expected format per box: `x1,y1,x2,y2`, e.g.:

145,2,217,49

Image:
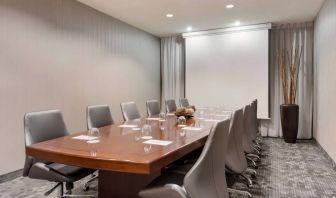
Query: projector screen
184,26,270,118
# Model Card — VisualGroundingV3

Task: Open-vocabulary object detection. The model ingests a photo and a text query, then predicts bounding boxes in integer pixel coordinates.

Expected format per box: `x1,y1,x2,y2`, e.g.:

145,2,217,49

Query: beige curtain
264,23,314,139
160,36,185,111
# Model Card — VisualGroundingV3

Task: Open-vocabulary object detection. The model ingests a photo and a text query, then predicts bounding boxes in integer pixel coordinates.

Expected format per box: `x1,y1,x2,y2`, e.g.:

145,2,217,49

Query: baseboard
314,138,336,171
0,169,23,183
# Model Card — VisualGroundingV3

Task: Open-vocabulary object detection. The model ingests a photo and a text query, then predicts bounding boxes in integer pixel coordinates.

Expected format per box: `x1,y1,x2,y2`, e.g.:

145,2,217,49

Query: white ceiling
78,0,324,37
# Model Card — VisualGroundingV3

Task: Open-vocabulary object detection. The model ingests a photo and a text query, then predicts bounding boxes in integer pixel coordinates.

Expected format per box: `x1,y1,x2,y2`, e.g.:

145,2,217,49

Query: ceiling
78,0,324,37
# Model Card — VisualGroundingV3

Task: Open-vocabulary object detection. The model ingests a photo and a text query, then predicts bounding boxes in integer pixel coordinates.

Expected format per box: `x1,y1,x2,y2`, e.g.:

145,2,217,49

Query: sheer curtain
264,23,314,139
161,36,185,111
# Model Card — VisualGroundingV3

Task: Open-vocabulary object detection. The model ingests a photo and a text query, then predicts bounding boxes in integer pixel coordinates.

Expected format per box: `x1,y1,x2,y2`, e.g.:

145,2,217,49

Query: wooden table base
98,170,160,198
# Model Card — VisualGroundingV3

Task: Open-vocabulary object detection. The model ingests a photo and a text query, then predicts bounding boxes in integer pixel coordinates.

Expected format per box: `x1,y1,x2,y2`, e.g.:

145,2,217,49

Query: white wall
185,29,269,118
0,0,160,175
314,0,336,163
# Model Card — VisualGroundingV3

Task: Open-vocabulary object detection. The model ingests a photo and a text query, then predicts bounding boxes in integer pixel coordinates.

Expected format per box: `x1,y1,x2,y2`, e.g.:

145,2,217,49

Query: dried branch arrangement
278,46,302,104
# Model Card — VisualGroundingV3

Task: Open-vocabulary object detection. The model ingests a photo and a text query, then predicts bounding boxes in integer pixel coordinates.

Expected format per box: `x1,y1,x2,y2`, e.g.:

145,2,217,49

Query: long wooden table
26,114,217,197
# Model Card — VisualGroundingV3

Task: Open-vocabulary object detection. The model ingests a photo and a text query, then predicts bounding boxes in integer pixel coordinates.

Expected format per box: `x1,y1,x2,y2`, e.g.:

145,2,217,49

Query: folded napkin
143,139,172,146
182,127,202,131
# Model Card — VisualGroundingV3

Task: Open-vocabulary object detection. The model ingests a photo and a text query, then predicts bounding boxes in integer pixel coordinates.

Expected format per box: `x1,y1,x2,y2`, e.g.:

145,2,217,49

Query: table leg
98,170,160,198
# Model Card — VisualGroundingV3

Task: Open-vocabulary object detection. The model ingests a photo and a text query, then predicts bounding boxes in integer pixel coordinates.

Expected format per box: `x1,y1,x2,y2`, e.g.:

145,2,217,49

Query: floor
0,138,336,198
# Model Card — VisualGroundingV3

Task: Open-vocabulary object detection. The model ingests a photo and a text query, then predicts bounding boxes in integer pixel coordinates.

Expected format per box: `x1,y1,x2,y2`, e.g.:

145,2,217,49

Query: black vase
280,104,299,143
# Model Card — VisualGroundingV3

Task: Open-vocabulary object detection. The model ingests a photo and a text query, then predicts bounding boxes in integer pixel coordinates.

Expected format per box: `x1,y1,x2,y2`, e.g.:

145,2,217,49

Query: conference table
26,110,231,198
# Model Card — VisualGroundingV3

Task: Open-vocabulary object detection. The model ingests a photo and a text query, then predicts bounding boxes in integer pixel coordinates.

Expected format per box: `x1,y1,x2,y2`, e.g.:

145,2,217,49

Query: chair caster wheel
251,174,256,179
247,180,253,188
83,184,90,191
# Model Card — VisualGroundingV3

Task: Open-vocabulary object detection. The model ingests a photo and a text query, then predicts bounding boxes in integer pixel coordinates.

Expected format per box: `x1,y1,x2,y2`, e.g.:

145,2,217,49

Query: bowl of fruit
175,106,196,118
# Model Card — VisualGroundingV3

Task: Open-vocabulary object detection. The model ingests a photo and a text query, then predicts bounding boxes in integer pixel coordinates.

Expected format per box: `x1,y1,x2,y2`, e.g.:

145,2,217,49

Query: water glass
178,116,186,126
88,128,100,138
180,128,186,137
159,112,166,120
159,119,166,131
198,118,205,128
87,139,99,157
132,127,141,141
141,124,152,139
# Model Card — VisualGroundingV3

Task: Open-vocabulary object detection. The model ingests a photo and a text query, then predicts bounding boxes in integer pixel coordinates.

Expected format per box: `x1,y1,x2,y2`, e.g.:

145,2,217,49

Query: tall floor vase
280,104,299,143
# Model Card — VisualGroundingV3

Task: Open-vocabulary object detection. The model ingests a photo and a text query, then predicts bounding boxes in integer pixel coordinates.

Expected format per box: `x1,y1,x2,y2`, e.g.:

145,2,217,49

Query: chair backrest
24,110,69,146
87,105,114,129
146,100,160,116
225,108,248,173
120,101,141,121
184,119,230,198
242,105,253,153
250,100,258,138
23,109,69,176
179,98,189,108
165,99,177,113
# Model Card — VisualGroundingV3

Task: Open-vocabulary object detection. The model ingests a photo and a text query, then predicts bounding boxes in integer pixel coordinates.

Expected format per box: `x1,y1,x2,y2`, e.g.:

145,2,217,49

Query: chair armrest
33,162,51,172
28,162,53,180
139,184,188,198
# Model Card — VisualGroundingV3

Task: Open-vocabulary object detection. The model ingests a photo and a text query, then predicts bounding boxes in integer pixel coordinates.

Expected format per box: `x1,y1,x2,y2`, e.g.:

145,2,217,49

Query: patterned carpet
230,138,336,198
0,138,336,198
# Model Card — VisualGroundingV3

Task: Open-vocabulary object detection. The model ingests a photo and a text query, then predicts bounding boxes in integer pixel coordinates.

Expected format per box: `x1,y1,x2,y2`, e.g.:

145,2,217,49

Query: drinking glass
141,124,152,139
198,118,205,128
159,119,166,131
132,127,141,141
134,119,142,128
159,112,166,120
88,128,100,138
87,139,99,157
180,128,186,137
177,116,186,126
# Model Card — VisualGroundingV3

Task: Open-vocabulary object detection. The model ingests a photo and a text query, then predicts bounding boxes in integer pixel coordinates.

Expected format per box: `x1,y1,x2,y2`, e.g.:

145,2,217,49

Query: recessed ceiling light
187,26,193,31
235,21,241,26
226,4,234,9
166,13,174,18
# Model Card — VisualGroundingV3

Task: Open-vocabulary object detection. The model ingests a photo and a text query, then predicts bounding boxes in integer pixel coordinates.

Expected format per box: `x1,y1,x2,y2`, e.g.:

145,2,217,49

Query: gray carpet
230,138,336,198
1,138,336,198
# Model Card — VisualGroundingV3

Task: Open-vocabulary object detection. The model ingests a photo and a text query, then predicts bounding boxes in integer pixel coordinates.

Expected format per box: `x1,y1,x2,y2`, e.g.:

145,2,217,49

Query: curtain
161,36,185,111
264,23,314,139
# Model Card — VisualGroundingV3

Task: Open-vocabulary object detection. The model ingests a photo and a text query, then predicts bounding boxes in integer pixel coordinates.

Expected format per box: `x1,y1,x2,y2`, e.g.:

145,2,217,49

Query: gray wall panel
0,0,160,174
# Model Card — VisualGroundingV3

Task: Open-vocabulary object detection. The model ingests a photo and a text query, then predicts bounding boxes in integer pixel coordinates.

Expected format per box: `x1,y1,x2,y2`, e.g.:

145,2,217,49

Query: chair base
45,182,95,198
245,168,257,179
228,187,252,198
239,174,253,188
83,173,98,191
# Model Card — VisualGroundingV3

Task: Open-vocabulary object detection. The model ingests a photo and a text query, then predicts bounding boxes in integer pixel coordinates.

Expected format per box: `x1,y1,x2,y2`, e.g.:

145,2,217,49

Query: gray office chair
225,109,255,195
139,119,231,198
251,100,262,145
246,101,262,152
87,105,114,129
179,98,189,108
165,99,177,113
146,100,161,116
242,105,260,167
85,105,114,190
23,110,94,197
120,101,141,121
232,108,258,177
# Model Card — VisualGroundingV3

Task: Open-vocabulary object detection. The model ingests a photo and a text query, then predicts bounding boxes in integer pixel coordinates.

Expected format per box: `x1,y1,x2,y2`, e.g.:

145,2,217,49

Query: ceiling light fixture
166,13,174,18
234,21,241,26
187,26,193,32
226,4,234,9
